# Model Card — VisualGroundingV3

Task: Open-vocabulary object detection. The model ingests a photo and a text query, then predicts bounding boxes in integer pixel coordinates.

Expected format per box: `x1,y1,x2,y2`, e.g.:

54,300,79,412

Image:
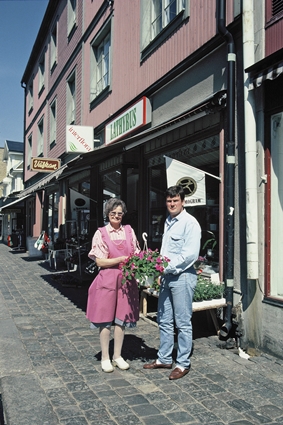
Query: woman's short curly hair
104,198,127,218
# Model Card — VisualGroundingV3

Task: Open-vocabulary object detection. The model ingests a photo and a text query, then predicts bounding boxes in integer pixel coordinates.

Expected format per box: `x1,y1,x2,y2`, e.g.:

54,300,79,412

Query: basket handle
142,232,148,251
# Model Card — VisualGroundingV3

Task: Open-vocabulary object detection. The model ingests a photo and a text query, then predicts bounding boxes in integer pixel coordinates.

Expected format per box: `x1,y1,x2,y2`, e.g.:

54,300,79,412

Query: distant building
0,147,6,198
0,140,25,245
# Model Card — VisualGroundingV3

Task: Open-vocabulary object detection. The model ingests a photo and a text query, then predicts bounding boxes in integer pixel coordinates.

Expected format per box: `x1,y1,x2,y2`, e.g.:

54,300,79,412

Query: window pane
270,112,283,297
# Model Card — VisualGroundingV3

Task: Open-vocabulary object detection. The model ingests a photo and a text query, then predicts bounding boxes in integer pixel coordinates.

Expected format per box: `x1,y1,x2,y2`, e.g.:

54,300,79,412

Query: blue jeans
157,268,196,368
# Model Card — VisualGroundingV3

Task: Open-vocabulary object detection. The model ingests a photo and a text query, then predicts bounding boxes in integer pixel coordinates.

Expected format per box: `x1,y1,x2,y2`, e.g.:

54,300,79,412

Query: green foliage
193,276,224,302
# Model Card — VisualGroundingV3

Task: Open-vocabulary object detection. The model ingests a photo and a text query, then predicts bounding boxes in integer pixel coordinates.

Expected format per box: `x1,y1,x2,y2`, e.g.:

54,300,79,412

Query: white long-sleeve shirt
160,209,201,275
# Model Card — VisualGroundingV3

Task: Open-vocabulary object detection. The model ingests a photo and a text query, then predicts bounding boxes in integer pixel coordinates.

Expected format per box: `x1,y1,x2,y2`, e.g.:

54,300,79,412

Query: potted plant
193,276,225,302
202,231,217,258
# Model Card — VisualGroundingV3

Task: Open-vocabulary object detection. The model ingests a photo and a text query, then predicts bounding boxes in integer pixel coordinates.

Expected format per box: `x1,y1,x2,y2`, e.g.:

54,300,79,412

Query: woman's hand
96,256,128,268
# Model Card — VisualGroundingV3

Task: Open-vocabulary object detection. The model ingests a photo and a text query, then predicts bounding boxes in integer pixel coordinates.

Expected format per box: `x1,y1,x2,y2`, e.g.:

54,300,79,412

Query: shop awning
0,194,31,212
246,48,283,89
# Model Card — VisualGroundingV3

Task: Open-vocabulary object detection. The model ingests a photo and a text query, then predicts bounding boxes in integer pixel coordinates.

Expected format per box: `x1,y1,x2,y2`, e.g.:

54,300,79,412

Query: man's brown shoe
143,360,172,369
169,367,190,380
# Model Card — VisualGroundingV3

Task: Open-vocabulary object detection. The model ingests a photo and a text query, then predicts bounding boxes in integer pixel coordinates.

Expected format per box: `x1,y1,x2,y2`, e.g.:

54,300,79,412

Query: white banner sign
66,125,94,153
165,156,206,206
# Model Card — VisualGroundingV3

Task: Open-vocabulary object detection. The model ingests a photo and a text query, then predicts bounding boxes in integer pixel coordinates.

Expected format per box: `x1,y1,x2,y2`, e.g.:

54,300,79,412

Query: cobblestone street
0,244,283,425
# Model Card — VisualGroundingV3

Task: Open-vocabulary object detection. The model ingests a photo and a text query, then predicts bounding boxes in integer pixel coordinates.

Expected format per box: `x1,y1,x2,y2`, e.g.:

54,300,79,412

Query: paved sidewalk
0,243,283,425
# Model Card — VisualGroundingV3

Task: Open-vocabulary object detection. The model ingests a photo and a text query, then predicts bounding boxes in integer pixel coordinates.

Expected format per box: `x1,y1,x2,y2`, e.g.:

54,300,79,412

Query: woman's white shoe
112,357,130,370
101,359,114,373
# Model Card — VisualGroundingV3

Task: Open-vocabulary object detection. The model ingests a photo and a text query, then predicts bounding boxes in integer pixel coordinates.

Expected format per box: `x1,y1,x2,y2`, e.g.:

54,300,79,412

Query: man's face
166,195,185,218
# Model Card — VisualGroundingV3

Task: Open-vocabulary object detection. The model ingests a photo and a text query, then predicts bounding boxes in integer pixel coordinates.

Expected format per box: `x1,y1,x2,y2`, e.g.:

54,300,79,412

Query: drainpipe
217,0,236,338
242,0,258,279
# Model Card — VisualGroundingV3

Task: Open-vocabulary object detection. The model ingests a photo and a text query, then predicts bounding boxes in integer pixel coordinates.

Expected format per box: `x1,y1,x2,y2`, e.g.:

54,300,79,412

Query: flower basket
119,249,170,288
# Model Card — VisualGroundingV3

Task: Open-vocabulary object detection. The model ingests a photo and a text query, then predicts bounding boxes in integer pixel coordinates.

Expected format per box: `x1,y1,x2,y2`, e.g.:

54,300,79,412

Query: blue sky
0,0,48,148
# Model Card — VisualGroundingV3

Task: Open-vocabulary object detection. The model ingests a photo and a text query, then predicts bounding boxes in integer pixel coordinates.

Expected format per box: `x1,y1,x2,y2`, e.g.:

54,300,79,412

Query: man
143,185,201,380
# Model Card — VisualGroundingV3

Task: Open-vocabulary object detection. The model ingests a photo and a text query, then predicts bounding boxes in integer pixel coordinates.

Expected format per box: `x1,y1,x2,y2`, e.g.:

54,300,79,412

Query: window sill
38,85,45,98
263,297,283,308
90,86,111,111
141,12,186,62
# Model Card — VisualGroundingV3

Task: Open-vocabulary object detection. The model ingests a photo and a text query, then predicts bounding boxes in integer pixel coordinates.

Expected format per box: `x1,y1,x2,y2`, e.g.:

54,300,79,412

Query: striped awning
246,48,283,90
249,60,283,89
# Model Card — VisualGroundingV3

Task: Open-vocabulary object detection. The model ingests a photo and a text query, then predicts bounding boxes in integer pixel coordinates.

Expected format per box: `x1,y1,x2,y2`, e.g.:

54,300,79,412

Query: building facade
244,0,283,358
0,141,25,244
17,0,283,358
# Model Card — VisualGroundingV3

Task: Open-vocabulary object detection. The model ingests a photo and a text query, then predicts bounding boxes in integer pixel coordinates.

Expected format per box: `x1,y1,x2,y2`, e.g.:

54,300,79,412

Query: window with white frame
27,134,32,169
50,24,57,70
50,99,57,146
28,82,33,114
270,112,283,299
141,0,187,50
38,53,45,94
67,0,77,36
90,24,111,102
37,117,44,156
67,71,76,124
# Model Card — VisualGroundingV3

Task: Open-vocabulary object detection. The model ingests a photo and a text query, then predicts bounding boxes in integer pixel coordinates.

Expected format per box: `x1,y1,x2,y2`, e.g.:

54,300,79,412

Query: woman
86,198,140,372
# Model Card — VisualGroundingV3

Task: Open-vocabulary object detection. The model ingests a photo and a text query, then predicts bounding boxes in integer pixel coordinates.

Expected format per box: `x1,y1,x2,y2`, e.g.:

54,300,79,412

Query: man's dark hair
165,185,185,201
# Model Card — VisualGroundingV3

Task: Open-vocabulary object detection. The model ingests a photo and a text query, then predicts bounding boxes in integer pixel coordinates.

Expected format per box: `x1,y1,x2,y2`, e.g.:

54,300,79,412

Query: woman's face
109,205,124,228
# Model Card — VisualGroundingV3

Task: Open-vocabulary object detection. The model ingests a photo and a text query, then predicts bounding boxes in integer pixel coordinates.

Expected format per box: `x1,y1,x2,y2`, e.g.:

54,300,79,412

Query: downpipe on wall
217,0,236,338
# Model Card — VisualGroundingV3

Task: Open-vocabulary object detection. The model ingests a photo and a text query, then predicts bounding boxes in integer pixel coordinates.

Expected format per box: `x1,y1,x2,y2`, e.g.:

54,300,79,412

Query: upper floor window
37,117,44,156
28,82,33,114
272,0,283,16
27,134,32,170
266,0,283,23
38,53,45,95
141,0,187,53
67,0,77,36
50,98,57,147
67,71,76,125
90,21,111,104
50,24,57,71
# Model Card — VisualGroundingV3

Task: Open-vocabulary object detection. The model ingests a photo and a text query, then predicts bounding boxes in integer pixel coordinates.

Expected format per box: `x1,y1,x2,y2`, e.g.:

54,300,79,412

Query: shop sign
105,97,152,145
31,157,61,173
66,125,94,153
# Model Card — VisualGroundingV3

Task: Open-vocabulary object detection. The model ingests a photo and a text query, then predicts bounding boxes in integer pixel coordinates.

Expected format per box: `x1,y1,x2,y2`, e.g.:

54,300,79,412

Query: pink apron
86,225,139,325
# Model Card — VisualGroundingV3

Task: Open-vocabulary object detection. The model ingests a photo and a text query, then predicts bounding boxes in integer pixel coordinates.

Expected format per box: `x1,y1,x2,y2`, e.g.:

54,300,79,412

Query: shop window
147,137,220,260
102,168,121,204
269,112,283,299
48,192,59,243
68,181,91,241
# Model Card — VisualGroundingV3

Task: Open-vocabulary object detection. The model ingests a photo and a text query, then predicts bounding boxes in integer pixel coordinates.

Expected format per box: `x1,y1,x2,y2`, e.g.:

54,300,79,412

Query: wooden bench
140,289,226,333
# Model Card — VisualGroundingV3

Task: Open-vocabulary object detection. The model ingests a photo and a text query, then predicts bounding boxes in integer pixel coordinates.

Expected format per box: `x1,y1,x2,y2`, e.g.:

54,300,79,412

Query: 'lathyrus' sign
105,97,152,145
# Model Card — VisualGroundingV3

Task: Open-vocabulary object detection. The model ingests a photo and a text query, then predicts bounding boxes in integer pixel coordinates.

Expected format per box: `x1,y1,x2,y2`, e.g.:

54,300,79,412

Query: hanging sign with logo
31,157,61,173
165,156,206,206
66,125,94,153
105,97,152,145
